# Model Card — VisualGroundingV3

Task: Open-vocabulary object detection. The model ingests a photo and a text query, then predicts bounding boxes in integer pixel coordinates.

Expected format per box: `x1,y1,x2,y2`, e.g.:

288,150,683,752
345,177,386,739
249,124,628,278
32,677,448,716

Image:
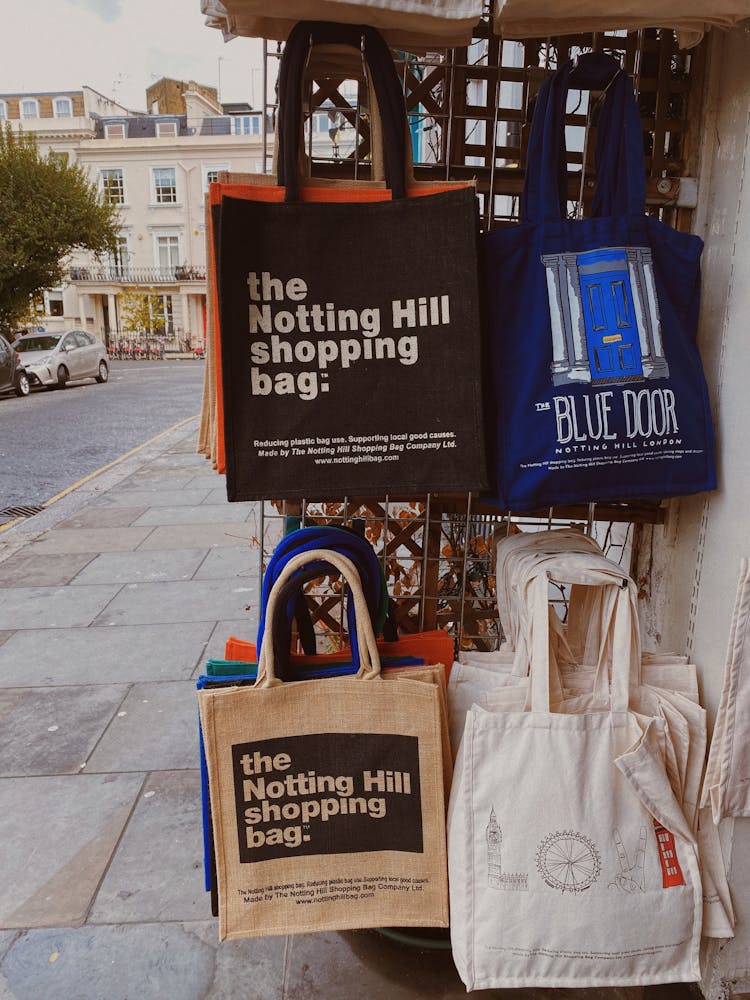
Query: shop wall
638,27,750,727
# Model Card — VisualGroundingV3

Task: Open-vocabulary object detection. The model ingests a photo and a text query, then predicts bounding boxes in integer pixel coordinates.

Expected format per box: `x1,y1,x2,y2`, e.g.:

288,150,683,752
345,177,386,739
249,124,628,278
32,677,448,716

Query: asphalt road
0,360,205,521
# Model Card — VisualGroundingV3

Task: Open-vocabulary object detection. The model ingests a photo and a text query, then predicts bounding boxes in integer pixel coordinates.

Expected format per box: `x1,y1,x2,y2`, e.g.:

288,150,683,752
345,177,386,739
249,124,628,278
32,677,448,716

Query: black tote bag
215,21,487,501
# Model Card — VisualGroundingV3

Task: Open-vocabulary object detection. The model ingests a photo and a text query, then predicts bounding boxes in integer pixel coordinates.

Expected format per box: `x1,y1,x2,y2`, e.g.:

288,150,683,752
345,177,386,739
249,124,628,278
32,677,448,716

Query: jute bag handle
257,548,382,688
279,21,409,202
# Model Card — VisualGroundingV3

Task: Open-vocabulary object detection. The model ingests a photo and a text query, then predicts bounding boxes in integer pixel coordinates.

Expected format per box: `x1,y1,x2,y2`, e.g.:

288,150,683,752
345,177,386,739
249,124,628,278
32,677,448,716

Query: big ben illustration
486,808,528,891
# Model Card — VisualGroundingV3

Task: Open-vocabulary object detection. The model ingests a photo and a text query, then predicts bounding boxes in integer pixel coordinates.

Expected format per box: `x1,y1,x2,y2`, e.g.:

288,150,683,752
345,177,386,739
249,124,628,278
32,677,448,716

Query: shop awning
494,1,750,49
201,0,484,48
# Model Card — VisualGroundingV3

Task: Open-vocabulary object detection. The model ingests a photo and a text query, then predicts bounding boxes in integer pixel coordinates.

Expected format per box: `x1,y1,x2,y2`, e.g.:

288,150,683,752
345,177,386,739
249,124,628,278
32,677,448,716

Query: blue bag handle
522,52,646,224
256,526,386,666
278,20,409,203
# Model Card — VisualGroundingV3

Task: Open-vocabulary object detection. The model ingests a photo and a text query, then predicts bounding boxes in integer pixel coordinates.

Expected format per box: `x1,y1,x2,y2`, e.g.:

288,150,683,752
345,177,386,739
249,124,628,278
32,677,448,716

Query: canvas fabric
494,0,750,49
199,548,448,940
448,566,703,988
702,558,750,822
201,0,484,48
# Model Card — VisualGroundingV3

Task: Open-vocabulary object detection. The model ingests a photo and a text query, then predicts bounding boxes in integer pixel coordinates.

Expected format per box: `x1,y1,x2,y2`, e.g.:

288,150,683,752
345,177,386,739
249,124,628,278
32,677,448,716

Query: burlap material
199,549,448,939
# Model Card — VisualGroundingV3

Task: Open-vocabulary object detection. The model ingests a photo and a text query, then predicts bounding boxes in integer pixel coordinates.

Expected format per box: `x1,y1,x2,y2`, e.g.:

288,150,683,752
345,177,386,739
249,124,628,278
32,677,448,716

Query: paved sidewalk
0,418,693,1000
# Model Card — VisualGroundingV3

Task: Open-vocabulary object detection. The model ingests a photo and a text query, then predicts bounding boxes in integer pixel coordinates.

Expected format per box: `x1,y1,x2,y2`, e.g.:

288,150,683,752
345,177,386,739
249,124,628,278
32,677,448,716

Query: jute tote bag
199,549,448,940
211,21,486,500
448,574,702,989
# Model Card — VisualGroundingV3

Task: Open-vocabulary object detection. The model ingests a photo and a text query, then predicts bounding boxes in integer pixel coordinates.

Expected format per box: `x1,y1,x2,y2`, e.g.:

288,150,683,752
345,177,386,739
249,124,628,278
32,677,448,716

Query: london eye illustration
536,831,601,893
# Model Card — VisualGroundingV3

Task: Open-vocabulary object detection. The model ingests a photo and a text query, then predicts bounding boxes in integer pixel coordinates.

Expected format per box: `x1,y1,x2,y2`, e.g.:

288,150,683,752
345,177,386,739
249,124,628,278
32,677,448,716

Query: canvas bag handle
257,548,382,688
528,572,636,725
522,52,646,224
278,20,409,203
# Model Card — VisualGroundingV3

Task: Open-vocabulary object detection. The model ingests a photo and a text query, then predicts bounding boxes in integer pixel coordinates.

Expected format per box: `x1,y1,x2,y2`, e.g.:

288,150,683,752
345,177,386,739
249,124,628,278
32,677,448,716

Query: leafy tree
118,288,168,337
0,125,119,330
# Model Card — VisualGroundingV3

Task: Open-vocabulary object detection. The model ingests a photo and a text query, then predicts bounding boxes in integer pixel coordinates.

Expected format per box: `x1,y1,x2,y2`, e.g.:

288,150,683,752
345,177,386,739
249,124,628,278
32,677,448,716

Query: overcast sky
1,0,267,110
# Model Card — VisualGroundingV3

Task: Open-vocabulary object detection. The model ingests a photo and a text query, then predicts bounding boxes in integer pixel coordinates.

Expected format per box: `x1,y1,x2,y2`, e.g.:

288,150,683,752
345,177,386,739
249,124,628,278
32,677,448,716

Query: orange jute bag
199,548,449,940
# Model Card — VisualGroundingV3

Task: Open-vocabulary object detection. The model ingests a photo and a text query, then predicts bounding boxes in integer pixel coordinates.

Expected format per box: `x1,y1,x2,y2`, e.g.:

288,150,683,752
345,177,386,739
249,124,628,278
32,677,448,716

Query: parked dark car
0,334,30,397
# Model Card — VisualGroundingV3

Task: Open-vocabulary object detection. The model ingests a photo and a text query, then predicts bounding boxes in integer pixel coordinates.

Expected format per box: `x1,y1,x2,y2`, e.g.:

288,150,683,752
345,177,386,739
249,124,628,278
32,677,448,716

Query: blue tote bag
484,53,716,511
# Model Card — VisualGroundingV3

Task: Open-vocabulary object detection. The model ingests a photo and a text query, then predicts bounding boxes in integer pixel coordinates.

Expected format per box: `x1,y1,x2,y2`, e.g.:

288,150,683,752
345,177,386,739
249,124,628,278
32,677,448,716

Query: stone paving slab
191,620,257,676
0,773,144,928
186,471,226,486
192,546,258,581
0,585,122,630
0,685,128,776
132,504,252,526
0,632,10,648
89,770,210,924
136,524,251,550
121,472,199,488
22,527,154,555
70,548,209,586
0,623,212,687
0,922,286,1000
0,553,95,589
56,507,147,530
93,578,257,627
0,933,17,964
285,931,647,1000
86,681,199,773
201,488,251,507
149,454,209,469
90,488,213,509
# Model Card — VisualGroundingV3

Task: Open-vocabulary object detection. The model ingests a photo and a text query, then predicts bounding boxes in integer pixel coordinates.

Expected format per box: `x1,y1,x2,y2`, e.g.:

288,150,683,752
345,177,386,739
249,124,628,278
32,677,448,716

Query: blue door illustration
577,248,644,384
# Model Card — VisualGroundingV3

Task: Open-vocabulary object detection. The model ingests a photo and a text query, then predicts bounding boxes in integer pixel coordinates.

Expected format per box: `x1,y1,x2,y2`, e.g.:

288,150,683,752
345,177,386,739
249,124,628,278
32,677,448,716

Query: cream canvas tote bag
448,573,702,989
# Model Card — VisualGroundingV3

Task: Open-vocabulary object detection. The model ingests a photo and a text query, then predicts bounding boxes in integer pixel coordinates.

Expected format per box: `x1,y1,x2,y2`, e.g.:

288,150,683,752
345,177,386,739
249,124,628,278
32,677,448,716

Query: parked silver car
14,330,109,388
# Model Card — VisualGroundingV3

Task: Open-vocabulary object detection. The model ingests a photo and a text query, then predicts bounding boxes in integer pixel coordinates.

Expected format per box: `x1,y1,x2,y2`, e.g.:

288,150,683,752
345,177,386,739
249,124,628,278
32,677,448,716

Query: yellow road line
0,414,199,535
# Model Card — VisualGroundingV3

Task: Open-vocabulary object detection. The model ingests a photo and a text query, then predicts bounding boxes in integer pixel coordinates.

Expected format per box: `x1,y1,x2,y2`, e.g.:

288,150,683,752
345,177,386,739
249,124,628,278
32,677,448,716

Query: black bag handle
522,52,646,224
277,20,409,203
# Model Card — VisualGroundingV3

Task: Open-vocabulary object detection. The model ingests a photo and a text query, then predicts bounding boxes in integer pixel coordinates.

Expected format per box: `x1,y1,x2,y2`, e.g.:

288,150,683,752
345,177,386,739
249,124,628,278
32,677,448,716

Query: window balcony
67,265,207,285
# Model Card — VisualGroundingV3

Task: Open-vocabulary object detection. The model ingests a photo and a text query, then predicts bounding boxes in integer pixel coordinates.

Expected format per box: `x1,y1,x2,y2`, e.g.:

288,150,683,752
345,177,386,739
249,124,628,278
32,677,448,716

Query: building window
53,97,73,118
202,163,229,192
149,294,174,335
0,101,7,121
156,121,178,138
230,114,262,136
109,235,130,273
153,167,177,204
20,98,39,119
45,289,64,317
104,122,126,139
100,167,125,205
155,234,180,272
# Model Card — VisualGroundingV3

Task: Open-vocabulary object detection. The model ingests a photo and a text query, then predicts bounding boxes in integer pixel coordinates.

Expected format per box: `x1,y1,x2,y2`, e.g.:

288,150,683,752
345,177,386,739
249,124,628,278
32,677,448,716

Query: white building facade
4,82,344,349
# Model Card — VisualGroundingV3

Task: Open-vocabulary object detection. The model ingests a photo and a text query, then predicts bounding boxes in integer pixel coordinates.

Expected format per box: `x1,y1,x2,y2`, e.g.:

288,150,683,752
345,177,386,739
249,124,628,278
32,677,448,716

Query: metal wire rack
254,15,704,653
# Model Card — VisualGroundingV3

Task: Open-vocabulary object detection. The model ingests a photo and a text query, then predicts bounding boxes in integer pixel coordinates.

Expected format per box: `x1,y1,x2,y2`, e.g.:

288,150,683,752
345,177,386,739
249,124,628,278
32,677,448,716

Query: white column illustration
628,248,668,378
542,252,591,386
